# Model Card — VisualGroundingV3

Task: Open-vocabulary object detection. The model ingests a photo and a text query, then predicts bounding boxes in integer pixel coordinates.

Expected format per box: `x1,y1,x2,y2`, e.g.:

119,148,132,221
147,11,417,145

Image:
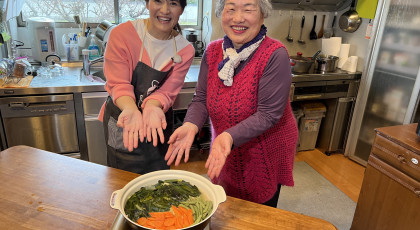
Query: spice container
13,61,27,78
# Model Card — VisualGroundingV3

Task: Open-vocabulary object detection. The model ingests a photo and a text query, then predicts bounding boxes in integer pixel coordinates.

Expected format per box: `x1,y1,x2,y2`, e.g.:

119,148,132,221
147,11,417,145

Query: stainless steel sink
91,68,106,81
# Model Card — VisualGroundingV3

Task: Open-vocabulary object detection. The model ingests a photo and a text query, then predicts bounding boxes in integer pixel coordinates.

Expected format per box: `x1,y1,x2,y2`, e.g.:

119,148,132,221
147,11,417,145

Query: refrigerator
345,0,420,165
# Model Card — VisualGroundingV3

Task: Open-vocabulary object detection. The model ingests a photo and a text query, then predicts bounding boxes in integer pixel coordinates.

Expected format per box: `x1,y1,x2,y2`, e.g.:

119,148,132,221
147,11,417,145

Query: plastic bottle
88,34,100,60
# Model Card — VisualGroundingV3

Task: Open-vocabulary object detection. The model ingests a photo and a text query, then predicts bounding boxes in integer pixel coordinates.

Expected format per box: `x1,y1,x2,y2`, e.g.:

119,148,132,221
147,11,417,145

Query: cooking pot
110,170,226,230
315,54,339,73
290,52,314,74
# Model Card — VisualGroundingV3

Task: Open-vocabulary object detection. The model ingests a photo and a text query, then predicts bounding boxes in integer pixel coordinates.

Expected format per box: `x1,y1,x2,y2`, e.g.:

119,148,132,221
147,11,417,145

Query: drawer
371,134,420,182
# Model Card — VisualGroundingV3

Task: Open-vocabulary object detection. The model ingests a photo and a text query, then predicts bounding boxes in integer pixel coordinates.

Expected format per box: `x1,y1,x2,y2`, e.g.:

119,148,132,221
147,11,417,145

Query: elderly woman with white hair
165,0,298,207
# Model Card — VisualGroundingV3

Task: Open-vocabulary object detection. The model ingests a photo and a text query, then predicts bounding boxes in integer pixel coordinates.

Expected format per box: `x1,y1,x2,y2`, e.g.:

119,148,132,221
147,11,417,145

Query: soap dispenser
88,34,100,60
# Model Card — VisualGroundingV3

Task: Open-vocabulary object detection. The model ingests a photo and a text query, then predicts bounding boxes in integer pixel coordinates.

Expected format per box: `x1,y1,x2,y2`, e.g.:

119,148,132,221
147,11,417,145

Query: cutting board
356,0,379,19
0,75,33,88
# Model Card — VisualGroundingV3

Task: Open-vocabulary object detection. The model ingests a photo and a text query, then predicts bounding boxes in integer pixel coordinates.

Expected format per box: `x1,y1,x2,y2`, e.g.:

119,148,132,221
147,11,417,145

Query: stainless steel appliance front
0,94,79,154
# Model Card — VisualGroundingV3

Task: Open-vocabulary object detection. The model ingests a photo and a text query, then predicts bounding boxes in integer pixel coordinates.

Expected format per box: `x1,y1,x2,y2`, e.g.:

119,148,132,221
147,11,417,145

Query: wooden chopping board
0,75,33,88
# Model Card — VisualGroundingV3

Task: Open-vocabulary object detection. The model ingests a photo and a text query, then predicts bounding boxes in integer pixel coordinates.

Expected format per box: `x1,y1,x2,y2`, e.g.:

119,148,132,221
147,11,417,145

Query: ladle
286,12,293,42
298,16,305,44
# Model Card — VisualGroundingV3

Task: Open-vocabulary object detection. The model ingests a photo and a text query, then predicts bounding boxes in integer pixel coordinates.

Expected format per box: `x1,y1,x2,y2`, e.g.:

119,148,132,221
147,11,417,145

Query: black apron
103,61,173,174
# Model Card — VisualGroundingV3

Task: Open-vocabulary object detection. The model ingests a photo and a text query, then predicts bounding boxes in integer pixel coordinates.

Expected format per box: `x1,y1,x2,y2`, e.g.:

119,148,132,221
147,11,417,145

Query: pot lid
290,52,313,62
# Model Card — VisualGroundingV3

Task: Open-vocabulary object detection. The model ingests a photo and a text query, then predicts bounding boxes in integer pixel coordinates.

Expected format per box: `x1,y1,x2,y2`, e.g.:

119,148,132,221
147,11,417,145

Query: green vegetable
124,179,201,221
180,195,213,224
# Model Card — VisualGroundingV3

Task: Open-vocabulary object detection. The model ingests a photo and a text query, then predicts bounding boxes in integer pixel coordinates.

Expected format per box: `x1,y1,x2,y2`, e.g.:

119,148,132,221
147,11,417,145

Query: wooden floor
171,149,365,203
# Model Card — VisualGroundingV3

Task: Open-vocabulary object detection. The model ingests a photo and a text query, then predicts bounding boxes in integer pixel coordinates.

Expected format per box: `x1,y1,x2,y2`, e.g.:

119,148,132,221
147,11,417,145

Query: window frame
17,0,203,31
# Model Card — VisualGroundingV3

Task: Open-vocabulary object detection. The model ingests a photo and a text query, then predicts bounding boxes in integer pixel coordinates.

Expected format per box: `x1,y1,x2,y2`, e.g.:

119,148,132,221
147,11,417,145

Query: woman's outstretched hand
117,107,144,152
142,100,167,147
165,122,199,166
205,132,233,179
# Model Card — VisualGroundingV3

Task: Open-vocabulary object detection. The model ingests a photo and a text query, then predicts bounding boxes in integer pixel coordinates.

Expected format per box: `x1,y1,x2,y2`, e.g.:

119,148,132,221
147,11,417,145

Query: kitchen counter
0,145,337,230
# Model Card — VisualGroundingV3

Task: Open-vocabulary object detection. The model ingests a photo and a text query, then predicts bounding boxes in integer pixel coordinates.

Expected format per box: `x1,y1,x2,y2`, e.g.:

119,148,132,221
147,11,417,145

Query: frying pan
339,0,362,33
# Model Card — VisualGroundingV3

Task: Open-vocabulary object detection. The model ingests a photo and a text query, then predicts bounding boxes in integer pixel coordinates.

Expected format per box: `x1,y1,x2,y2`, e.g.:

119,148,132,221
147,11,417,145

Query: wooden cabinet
351,123,420,230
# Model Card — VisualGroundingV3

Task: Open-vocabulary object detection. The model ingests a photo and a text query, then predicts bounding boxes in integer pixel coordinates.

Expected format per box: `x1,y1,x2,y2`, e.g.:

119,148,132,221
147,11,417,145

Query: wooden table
0,146,337,230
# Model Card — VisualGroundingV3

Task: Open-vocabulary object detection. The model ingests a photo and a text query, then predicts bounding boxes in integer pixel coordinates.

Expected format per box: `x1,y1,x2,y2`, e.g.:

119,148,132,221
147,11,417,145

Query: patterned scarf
217,25,267,86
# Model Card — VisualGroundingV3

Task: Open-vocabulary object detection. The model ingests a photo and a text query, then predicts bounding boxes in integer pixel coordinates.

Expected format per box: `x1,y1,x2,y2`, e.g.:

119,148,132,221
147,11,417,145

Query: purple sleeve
225,47,292,148
182,52,209,129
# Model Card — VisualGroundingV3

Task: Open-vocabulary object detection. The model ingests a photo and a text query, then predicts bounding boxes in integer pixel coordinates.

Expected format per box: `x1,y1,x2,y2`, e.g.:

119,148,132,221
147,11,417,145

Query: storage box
297,102,326,151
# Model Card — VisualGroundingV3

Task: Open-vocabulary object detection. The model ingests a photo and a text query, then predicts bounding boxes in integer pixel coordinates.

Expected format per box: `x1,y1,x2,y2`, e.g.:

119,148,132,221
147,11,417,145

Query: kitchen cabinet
351,123,420,230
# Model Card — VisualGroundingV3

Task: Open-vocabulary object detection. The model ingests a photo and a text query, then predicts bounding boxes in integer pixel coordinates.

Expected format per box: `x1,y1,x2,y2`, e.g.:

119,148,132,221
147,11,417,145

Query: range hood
272,0,352,11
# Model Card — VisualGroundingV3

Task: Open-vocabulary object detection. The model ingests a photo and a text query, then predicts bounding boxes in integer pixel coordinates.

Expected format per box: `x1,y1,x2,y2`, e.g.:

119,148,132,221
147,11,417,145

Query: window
21,0,202,28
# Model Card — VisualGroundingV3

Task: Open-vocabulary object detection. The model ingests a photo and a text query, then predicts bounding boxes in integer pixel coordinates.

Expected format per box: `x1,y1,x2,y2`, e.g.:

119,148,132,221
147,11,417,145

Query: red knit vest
206,37,298,203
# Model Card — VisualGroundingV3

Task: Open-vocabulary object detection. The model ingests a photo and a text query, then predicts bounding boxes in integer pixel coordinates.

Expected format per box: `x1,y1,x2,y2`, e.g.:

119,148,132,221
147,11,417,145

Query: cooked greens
124,179,201,221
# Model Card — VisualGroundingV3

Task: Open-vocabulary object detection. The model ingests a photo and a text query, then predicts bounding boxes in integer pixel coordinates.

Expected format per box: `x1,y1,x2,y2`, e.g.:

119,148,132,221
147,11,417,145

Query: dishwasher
0,94,79,155
82,92,108,166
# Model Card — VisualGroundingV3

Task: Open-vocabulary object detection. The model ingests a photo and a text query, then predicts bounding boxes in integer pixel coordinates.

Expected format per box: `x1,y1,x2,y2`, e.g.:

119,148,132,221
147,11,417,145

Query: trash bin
292,105,304,152
297,102,326,151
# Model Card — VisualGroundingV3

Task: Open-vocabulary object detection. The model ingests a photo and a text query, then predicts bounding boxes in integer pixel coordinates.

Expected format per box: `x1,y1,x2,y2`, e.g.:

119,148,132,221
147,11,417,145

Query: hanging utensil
331,12,337,37
318,15,325,38
312,50,321,60
309,15,317,40
286,11,293,42
298,16,305,44
339,0,362,33
73,15,81,29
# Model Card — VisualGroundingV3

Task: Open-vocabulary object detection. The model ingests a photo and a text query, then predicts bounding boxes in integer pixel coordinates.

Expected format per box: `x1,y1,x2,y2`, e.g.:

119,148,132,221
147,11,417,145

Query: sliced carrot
149,212,166,220
151,220,164,229
174,214,182,229
164,217,175,227
182,215,190,228
186,210,194,225
137,217,147,226
137,208,195,230
164,212,175,218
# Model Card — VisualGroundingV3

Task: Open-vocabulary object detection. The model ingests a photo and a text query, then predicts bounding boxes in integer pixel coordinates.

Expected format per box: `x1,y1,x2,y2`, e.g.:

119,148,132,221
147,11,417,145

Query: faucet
82,49,104,76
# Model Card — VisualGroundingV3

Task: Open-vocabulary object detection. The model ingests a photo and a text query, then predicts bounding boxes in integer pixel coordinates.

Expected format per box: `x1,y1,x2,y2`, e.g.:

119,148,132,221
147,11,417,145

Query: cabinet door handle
397,155,407,164
415,189,420,198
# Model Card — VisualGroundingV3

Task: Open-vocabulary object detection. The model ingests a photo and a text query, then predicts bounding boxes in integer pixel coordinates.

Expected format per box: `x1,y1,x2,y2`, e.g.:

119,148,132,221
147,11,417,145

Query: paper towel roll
338,44,351,68
321,37,342,57
342,56,358,73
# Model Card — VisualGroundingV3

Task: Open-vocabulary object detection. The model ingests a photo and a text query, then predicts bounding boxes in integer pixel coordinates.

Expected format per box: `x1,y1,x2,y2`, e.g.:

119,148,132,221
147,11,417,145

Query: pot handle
110,189,121,210
213,185,227,204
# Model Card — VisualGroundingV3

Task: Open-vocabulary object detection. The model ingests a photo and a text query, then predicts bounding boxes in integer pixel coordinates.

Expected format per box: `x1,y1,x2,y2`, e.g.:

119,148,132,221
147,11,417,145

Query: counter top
0,145,337,230
0,61,361,97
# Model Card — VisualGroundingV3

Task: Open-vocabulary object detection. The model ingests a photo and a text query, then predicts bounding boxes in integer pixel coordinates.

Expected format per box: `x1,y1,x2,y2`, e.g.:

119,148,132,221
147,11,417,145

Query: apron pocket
107,116,126,150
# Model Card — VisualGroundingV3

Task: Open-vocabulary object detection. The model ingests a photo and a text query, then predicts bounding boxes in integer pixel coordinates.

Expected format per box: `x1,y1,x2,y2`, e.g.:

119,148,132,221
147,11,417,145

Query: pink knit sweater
206,37,298,203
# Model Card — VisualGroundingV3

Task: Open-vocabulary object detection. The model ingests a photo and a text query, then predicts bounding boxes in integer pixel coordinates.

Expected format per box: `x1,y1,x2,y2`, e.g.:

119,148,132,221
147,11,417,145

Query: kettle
27,17,58,62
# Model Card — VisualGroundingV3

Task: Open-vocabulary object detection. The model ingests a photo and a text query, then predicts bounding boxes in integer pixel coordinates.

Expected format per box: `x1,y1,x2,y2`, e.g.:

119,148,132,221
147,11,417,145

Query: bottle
88,34,100,60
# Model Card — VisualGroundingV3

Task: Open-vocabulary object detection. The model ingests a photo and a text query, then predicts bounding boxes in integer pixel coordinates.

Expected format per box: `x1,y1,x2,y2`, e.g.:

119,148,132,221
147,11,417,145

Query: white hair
215,0,272,18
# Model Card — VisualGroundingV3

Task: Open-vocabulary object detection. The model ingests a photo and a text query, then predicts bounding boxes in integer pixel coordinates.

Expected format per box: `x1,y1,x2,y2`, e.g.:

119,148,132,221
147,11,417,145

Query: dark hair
145,0,187,9
145,0,187,34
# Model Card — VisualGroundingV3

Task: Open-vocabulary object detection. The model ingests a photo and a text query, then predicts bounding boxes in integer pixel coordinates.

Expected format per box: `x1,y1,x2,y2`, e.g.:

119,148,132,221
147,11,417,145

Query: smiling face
146,0,184,40
221,0,264,49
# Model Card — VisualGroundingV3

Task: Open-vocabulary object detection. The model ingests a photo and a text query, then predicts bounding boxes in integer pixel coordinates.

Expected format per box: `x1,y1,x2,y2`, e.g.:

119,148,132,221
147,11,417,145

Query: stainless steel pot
290,52,314,74
110,170,226,230
315,54,339,73
95,20,116,47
